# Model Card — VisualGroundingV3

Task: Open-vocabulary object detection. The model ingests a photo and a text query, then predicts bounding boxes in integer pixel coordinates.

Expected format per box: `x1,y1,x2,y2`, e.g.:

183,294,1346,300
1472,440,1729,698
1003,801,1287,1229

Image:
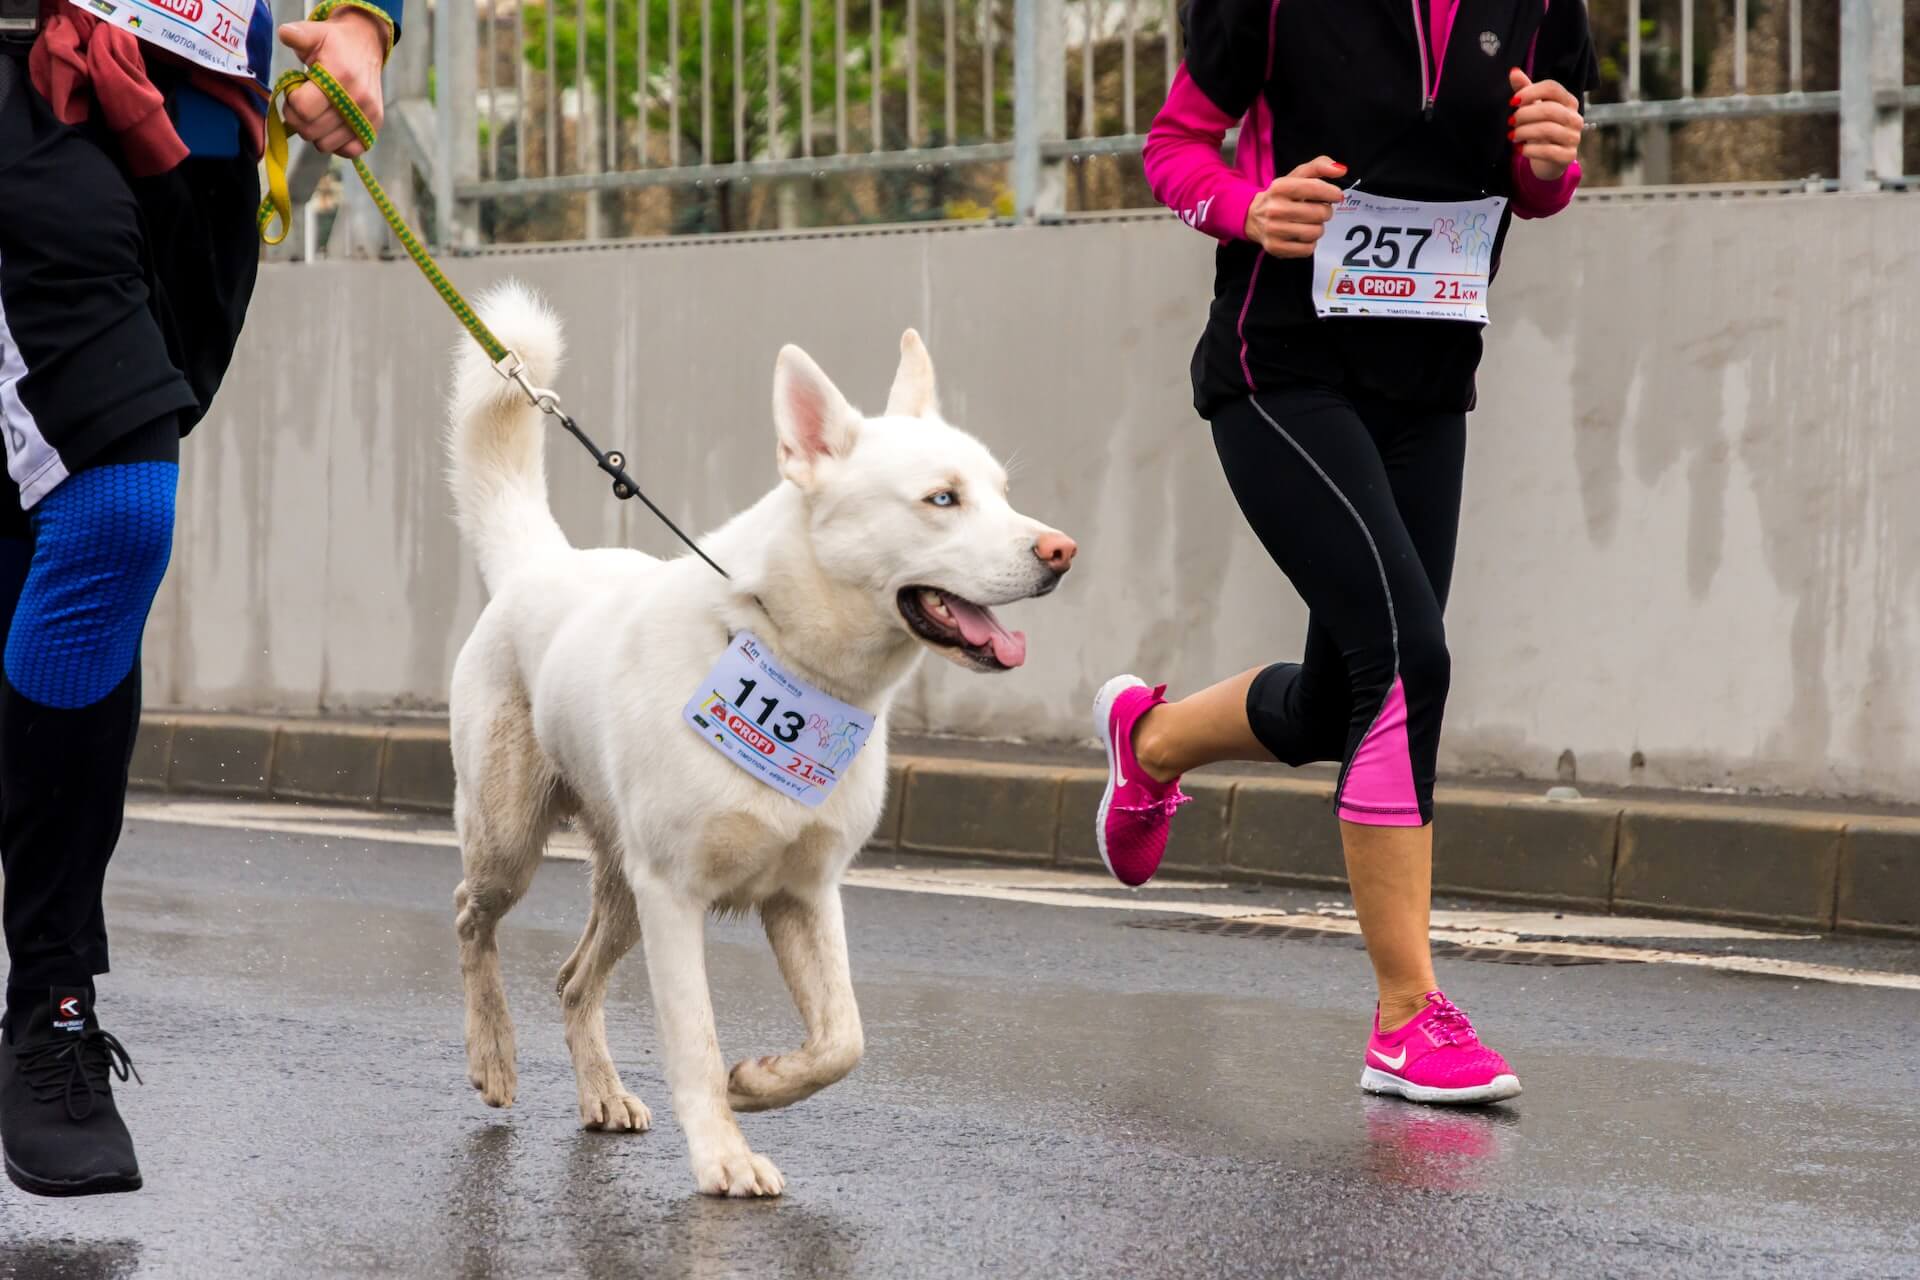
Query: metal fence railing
301,0,1916,252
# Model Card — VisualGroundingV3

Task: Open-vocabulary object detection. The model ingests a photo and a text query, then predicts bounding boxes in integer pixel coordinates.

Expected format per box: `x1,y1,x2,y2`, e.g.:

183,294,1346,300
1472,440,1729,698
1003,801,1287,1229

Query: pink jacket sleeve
1510,154,1582,219
1142,66,1264,244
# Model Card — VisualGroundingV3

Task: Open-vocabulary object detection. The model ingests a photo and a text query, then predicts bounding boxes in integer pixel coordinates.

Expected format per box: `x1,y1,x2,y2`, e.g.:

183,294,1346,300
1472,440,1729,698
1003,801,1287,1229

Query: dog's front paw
727,1040,861,1111
467,1040,518,1108
691,1146,786,1198
580,1086,652,1132
726,1054,789,1112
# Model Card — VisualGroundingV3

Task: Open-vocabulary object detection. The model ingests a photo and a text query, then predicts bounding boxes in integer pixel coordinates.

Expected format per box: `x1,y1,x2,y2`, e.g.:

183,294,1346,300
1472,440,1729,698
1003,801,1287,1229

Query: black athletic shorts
0,46,258,525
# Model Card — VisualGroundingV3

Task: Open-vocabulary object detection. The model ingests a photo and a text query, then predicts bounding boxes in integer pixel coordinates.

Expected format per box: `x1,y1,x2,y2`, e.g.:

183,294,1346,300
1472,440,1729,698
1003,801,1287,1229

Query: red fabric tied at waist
28,0,265,177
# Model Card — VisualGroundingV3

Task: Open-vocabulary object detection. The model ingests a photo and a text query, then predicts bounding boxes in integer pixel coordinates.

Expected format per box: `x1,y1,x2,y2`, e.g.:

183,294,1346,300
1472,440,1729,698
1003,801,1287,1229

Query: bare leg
1131,667,1273,783
1341,822,1439,1030
727,887,864,1113
1135,668,1438,1027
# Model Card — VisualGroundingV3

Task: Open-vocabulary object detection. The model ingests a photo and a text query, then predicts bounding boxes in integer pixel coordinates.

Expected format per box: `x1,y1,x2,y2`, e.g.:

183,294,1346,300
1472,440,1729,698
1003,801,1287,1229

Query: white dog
444,284,1075,1197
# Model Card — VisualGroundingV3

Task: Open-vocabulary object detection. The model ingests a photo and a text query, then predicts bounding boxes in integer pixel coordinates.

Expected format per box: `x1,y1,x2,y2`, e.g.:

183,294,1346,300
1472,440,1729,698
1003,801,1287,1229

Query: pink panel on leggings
1337,677,1424,827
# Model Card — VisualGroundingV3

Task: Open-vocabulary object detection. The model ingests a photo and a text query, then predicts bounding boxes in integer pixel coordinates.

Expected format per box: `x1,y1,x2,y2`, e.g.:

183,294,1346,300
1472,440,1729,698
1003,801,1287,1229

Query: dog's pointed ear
773,345,860,486
885,329,939,419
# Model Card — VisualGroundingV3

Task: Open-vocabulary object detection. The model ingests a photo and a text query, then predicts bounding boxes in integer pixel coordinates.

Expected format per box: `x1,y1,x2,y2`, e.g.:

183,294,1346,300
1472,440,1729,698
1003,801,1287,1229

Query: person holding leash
1095,0,1596,1104
0,0,398,1195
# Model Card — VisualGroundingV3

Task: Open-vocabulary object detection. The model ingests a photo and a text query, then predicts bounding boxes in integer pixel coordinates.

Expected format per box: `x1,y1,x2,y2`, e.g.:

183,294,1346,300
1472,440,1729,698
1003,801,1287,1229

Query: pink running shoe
1360,991,1522,1106
1093,675,1191,887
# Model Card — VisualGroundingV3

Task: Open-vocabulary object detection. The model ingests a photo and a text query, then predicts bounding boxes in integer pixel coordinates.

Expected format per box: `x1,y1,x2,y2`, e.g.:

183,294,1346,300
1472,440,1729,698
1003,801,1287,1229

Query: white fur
445,283,1069,1198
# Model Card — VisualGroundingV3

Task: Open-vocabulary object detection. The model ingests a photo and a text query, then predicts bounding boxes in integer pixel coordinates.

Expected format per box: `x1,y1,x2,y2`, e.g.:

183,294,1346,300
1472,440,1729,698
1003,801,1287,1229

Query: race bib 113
1312,190,1508,325
683,632,875,808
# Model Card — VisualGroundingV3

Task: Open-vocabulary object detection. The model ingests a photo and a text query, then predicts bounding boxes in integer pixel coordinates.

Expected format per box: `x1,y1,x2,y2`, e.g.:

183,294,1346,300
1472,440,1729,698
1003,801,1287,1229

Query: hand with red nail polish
1242,155,1348,258
1507,68,1583,181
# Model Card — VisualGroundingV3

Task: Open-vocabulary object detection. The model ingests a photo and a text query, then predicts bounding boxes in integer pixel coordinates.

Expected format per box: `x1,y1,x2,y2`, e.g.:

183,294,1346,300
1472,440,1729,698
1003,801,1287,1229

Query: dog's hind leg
727,884,865,1113
452,688,563,1110
552,881,601,1001
558,837,652,1132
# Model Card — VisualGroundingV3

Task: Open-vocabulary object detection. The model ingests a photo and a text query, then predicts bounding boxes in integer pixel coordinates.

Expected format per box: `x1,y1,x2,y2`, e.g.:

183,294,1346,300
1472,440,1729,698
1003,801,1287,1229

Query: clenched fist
1243,156,1348,258
1507,68,1584,182
277,9,390,159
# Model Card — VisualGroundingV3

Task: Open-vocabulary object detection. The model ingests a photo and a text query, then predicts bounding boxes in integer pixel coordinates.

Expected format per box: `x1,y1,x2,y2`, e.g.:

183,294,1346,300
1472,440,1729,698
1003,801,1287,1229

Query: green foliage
520,0,977,165
944,183,1011,220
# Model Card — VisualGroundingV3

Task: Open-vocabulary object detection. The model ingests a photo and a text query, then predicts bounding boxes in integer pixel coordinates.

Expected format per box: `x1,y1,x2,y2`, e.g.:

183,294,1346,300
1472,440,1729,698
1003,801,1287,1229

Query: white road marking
859,866,1808,941
128,799,592,857
857,865,1230,892
1418,908,1808,943
125,799,1920,993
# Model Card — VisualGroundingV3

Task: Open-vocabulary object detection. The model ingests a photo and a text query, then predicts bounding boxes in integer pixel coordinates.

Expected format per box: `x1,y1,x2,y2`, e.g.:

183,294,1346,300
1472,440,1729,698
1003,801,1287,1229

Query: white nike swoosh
1108,715,1129,789
1370,1045,1407,1070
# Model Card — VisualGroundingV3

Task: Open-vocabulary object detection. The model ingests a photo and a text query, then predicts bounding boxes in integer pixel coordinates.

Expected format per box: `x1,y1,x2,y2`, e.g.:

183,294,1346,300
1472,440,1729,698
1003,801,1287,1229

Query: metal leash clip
493,352,563,418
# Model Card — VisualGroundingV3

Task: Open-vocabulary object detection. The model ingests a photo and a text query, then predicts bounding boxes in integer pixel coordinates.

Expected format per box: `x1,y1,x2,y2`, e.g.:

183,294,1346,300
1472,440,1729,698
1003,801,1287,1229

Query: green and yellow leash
258,63,511,365
255,66,733,580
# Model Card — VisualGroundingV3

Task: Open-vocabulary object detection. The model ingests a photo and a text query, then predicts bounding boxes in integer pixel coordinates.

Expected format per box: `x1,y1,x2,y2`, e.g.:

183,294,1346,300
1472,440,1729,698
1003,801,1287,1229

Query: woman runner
1095,0,1597,1105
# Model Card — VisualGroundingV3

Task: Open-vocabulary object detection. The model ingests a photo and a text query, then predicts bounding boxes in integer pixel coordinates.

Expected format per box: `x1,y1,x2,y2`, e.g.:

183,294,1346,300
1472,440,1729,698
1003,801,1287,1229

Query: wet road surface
2,801,1918,1279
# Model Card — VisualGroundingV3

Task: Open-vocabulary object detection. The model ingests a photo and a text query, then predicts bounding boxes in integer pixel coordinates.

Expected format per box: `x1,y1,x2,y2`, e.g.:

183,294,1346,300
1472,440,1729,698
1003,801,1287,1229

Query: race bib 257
1312,190,1509,325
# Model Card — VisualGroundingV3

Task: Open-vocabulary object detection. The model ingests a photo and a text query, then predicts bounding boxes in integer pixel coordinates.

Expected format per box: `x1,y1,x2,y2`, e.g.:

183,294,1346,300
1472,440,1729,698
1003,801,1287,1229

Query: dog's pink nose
1035,531,1077,574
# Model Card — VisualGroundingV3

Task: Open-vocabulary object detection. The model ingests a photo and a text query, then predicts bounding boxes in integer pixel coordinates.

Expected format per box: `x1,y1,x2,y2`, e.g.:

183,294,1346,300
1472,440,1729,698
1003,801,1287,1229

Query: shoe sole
1360,1066,1523,1106
4,1151,142,1198
1092,674,1149,884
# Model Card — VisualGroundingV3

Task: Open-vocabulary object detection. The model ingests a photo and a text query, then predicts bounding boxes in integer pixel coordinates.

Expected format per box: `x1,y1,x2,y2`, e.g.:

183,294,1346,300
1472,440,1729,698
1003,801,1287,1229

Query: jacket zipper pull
1410,0,1436,120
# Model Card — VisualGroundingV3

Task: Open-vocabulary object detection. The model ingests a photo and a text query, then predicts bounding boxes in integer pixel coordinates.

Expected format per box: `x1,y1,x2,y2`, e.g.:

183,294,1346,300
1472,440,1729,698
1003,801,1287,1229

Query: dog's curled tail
446,282,572,590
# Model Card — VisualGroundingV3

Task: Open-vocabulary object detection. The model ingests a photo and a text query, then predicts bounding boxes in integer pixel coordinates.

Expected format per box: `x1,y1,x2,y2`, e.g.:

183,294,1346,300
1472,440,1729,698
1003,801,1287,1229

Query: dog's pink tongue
944,597,1027,668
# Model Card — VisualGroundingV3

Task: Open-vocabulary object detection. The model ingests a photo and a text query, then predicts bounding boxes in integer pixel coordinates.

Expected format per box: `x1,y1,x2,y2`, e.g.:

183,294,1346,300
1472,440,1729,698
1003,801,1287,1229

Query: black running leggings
1210,387,1466,826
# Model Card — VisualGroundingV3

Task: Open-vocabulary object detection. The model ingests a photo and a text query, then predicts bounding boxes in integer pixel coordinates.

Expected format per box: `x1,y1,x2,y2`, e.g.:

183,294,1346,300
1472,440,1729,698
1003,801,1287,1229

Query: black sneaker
0,987,143,1197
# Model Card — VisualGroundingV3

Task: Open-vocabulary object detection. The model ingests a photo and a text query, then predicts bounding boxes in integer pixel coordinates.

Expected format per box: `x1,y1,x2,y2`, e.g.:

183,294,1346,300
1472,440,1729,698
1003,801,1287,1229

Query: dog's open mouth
897,588,1027,670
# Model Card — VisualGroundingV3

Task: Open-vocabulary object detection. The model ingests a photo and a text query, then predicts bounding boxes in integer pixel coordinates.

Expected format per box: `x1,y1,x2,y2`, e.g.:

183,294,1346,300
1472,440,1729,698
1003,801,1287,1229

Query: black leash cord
551,410,733,582
494,356,733,582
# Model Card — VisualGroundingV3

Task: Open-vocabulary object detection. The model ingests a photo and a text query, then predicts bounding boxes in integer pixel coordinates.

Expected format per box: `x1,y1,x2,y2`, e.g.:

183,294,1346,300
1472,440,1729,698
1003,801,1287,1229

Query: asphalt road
2,800,1917,1279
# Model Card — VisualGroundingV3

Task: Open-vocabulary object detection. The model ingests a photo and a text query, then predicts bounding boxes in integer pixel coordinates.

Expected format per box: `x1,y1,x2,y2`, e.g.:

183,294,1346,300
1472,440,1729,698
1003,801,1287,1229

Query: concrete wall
144,194,1920,802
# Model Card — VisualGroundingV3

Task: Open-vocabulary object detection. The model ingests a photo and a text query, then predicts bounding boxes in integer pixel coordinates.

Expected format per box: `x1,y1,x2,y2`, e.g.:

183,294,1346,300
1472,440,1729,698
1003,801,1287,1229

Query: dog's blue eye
927,490,958,508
